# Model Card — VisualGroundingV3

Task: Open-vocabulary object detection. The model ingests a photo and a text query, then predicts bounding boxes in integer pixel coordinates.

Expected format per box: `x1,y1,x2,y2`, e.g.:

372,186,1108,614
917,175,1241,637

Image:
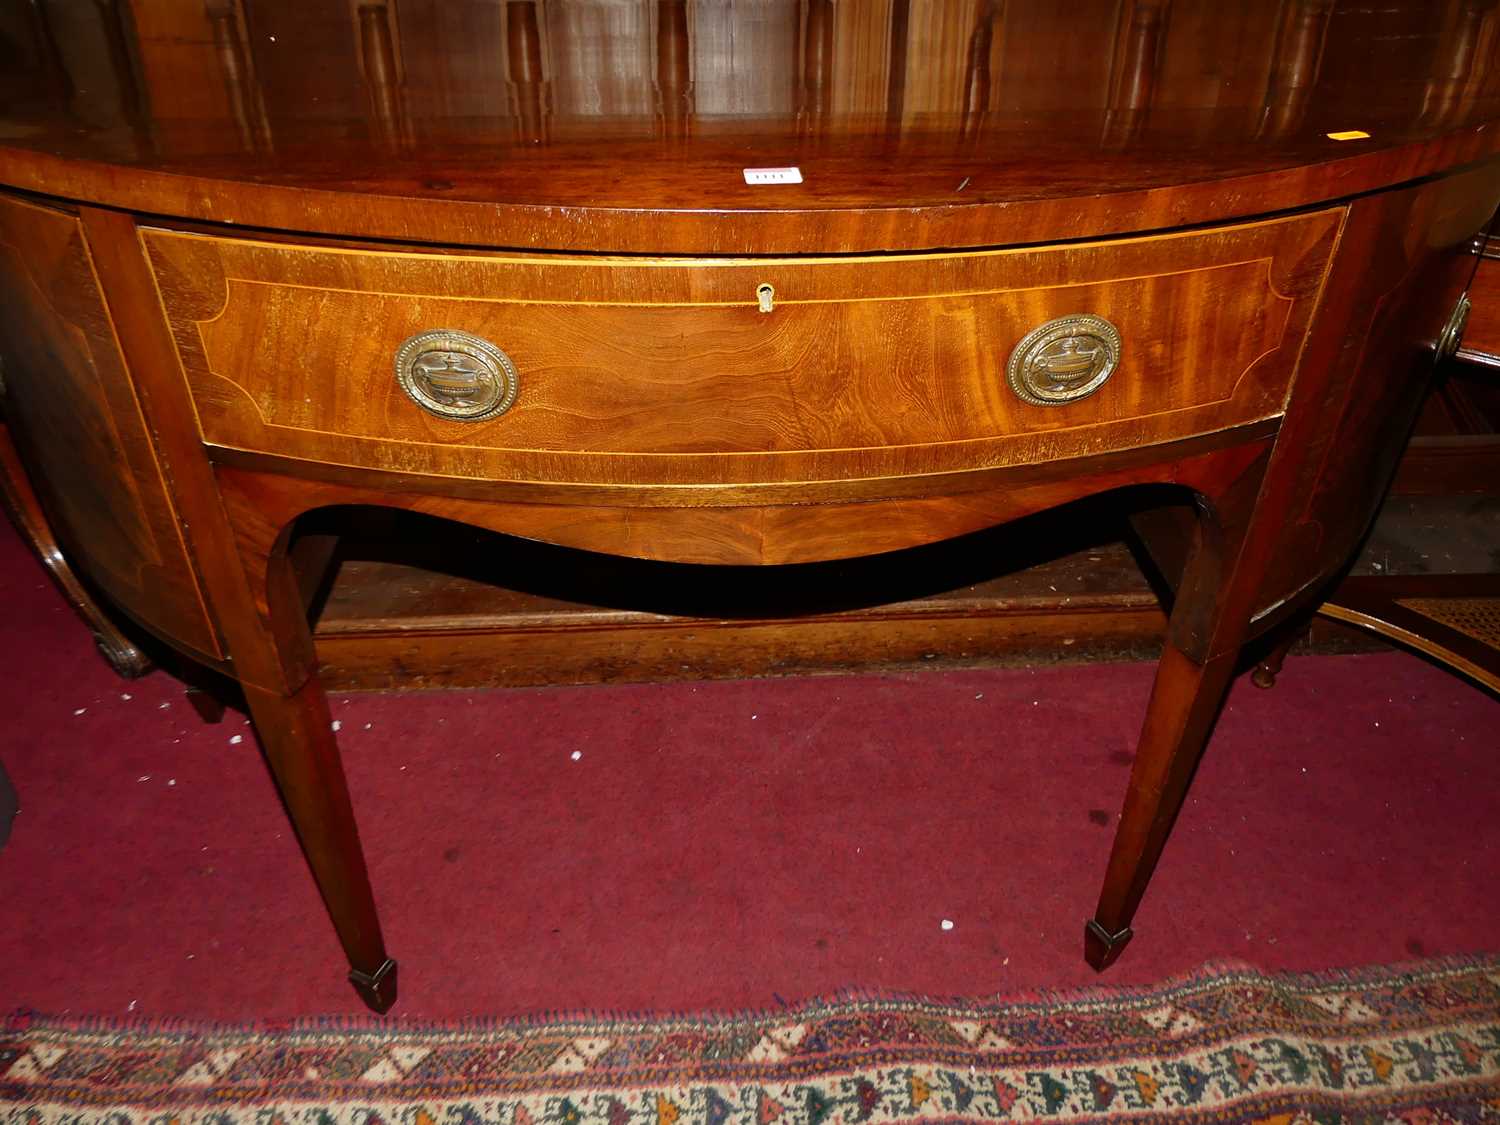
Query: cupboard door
0,193,219,660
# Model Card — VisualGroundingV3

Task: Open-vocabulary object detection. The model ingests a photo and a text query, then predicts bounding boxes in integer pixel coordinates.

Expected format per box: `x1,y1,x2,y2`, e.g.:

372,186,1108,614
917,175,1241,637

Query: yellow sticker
1327,130,1372,141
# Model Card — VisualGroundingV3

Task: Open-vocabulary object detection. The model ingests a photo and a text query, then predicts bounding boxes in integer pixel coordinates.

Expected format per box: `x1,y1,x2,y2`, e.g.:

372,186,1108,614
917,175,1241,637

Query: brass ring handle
395,329,518,421
1006,313,1121,406
1436,293,1471,364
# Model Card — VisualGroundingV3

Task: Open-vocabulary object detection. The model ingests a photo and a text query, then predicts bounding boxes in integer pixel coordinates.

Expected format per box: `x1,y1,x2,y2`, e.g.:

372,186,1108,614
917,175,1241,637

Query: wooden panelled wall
113,1,1499,152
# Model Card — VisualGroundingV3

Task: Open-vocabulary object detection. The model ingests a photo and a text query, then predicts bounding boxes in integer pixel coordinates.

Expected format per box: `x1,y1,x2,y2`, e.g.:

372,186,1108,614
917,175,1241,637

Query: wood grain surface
145,210,1337,489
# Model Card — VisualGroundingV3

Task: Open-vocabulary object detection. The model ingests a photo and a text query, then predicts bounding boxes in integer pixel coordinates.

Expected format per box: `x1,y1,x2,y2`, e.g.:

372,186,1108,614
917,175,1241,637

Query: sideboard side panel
0,192,222,660
1252,161,1500,625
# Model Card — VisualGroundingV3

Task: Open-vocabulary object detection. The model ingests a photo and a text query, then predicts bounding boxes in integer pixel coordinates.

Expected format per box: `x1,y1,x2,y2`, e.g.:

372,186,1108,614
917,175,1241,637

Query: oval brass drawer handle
1006,313,1121,406
395,329,518,421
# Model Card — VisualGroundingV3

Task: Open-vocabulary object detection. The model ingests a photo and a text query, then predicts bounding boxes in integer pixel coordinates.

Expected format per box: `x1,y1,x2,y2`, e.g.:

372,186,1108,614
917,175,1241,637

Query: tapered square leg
1088,644,1240,969
1087,444,1273,970
244,679,395,1012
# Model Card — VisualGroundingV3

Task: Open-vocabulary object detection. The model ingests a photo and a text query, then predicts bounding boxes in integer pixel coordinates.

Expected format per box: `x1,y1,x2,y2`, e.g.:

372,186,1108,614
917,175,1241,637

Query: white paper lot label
743,166,803,185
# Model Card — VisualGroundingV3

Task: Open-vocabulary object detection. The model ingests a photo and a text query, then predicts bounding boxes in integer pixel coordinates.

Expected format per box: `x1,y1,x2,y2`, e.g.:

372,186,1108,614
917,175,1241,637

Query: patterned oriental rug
4,958,1499,1125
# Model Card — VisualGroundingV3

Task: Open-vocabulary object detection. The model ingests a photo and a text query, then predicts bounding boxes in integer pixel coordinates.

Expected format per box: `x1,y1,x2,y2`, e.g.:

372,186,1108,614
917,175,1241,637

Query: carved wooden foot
1251,624,1305,689
1,422,153,680
94,632,152,677
1249,660,1281,689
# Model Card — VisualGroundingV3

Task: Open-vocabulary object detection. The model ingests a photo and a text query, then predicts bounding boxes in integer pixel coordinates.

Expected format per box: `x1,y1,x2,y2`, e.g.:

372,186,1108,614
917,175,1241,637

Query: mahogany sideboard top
1,0,1498,1013
1,1,1497,250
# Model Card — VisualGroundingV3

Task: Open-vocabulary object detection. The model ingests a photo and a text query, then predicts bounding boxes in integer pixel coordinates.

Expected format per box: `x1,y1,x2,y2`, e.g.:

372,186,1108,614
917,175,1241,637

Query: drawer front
144,211,1340,488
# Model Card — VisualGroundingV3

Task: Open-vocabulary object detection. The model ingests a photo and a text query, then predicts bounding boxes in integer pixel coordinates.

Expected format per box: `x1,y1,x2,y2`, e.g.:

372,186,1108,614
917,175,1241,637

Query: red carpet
0,515,1497,1022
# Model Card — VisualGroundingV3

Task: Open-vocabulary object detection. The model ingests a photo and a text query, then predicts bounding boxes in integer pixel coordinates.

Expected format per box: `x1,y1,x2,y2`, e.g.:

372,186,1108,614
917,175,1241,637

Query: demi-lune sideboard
1,0,1498,1012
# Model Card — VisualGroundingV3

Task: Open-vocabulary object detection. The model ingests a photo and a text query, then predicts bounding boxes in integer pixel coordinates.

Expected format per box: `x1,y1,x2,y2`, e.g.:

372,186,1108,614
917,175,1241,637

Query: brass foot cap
1084,919,1133,972
349,958,399,1014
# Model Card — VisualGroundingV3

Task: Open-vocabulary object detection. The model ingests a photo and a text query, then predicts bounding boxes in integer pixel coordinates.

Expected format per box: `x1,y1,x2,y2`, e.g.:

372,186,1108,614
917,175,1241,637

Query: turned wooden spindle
1256,0,1335,141
797,0,834,135
960,0,1003,143
885,0,911,132
1420,0,1499,129
206,1,273,154
1101,0,1172,150
655,0,692,140
505,0,549,145
357,2,411,153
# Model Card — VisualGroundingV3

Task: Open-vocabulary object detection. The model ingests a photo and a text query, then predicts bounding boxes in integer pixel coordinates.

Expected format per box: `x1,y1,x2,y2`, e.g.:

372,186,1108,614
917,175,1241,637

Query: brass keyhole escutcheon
1006,313,1121,406
395,329,519,421
757,283,775,313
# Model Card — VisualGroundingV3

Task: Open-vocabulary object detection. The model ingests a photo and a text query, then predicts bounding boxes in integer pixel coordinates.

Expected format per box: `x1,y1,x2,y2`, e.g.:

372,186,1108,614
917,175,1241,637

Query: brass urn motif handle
395,330,518,421
1435,293,1471,364
1006,313,1121,406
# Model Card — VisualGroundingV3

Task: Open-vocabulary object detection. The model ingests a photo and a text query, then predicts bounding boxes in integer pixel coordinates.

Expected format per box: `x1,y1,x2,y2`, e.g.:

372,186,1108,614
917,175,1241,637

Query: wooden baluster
205,0,273,154
885,0,910,137
798,0,834,136
507,0,549,146
1421,0,1499,129
357,1,411,154
1257,0,1334,141
1101,0,1171,150
95,0,153,149
960,0,1002,143
22,0,74,106
655,0,692,141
